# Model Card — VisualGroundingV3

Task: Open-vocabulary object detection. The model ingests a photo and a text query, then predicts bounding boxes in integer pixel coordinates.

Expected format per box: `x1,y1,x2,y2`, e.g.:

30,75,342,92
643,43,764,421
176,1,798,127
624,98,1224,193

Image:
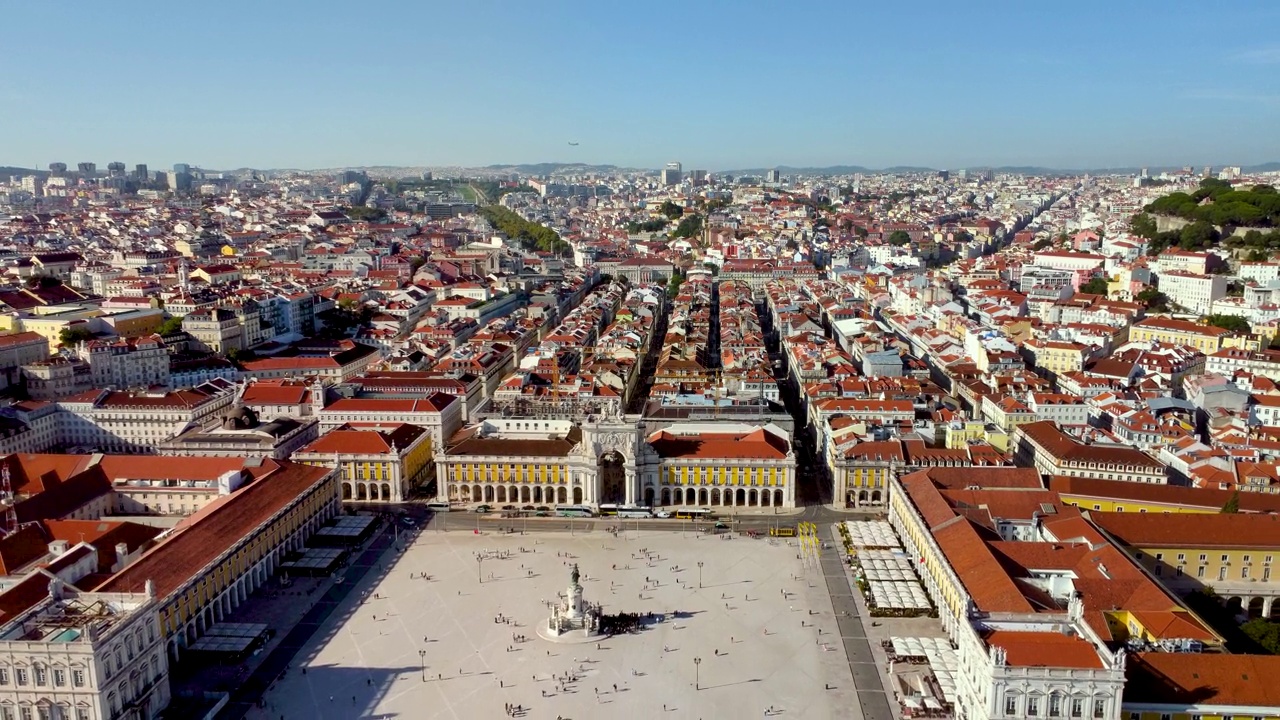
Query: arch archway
1248,597,1266,619
558,487,567,504
382,483,392,502
497,486,507,503
685,488,695,505
711,488,721,506
599,451,627,505
573,487,583,504
661,488,671,506
871,490,882,504
341,483,352,500
1226,597,1244,617
761,490,771,507
698,489,709,506
775,489,784,507
472,484,482,502
736,488,746,506
484,486,495,503
645,487,655,507
533,486,543,504
355,484,367,501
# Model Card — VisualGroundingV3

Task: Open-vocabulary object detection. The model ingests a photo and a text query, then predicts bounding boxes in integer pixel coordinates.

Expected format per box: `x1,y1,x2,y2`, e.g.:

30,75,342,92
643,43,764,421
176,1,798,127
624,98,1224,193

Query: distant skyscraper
1202,166,1213,178
20,176,44,198
48,163,67,177
660,162,682,186
1140,167,1149,179
689,170,708,185
135,164,149,181
173,163,191,175
77,162,97,176
937,170,950,181
107,162,126,177
765,169,781,184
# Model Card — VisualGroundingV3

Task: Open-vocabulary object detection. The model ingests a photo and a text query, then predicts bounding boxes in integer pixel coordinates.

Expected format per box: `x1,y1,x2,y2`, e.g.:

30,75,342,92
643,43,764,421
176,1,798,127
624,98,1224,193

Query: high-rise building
688,169,708,185
107,162,126,176
660,162,682,186
135,164,149,181
1202,166,1213,178
173,163,191,175
77,162,97,176
765,169,781,184
20,175,44,197
48,162,67,177
1140,167,1149,179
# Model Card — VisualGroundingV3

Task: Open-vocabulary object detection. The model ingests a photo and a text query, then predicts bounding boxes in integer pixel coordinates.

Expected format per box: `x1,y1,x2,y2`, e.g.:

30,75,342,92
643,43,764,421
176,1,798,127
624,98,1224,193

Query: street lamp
419,649,426,682
477,555,483,584
698,561,704,589
694,657,701,690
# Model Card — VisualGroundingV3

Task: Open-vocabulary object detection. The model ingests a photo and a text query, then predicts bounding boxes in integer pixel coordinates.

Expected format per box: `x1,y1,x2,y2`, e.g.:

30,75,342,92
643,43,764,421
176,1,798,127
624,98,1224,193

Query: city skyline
4,1,1279,170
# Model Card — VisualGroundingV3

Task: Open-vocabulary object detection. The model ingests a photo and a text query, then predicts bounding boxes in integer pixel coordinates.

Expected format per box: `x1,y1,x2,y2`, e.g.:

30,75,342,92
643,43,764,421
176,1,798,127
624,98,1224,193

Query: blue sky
3,1,1279,171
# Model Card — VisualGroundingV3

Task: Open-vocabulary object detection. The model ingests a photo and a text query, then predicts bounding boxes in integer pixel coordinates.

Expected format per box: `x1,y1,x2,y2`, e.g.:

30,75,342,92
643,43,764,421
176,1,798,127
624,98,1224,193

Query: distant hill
0,166,44,178
481,162,637,175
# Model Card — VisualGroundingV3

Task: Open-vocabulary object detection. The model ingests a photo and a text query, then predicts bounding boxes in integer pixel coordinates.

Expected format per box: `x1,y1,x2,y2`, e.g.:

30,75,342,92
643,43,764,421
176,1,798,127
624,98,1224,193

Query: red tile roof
983,630,1103,669
647,428,790,460
93,462,333,599
1091,511,1280,549
1126,652,1280,707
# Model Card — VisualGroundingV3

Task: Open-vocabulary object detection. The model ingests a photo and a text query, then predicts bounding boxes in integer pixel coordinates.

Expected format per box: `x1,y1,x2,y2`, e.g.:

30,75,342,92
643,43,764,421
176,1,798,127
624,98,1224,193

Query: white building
55,379,238,453
1157,271,1226,314
1239,261,1280,284
1153,248,1212,276
0,576,168,720
78,336,169,391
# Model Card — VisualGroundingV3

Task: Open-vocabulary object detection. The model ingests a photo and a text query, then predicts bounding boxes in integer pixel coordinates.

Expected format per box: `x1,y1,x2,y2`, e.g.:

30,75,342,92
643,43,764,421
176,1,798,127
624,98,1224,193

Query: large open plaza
244,524,860,719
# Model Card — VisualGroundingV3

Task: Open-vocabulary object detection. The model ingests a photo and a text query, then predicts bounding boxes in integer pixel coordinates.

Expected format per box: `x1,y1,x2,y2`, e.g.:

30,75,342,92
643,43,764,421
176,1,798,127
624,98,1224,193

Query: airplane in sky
568,142,579,146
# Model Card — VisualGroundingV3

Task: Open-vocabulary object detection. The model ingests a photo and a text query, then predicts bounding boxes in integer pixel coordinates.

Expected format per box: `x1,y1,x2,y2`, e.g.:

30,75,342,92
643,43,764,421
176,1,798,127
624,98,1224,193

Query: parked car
473,504,492,513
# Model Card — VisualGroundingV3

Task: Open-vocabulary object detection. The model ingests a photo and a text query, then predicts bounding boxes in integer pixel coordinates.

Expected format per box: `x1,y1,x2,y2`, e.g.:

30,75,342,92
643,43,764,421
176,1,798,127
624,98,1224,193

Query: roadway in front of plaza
215,501,895,720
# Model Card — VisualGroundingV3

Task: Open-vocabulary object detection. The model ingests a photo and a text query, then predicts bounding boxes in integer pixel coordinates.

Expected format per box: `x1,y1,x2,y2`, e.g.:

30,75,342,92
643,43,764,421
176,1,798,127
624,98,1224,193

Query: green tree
1032,238,1053,251
666,272,684,298
58,327,94,346
887,230,912,246
671,214,704,239
658,200,684,220
158,316,185,335
1179,220,1218,250
1079,277,1109,295
1247,248,1272,262
1203,314,1250,334
1221,490,1241,514
1135,287,1170,312
1129,213,1158,240
1241,618,1280,654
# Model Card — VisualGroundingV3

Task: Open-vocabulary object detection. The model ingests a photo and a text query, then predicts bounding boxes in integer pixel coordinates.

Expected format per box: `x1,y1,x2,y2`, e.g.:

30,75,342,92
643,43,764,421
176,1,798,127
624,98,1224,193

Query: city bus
555,505,596,518
600,504,653,519
673,507,714,520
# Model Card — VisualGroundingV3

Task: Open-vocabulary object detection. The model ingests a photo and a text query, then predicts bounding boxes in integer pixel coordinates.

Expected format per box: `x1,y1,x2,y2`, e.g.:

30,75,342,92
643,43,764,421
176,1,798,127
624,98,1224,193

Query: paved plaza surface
246,527,860,720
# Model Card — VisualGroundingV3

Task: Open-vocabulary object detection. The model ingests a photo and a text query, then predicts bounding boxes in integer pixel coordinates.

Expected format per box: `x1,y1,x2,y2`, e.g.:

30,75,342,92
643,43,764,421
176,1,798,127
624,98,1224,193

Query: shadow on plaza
254,663,423,720
208,509,432,719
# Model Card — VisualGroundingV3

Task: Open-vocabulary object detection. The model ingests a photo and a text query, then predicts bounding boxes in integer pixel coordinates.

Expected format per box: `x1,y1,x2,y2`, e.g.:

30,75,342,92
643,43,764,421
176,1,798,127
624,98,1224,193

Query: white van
425,501,451,512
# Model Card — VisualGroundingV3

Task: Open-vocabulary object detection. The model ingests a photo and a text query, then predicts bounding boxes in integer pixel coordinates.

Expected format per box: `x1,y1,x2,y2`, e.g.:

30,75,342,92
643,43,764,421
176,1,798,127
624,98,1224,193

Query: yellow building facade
1130,317,1229,353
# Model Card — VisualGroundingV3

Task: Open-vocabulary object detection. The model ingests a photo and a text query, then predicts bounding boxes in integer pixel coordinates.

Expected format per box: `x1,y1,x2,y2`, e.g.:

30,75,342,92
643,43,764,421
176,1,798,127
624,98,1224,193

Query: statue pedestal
565,584,585,621
539,569,604,644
